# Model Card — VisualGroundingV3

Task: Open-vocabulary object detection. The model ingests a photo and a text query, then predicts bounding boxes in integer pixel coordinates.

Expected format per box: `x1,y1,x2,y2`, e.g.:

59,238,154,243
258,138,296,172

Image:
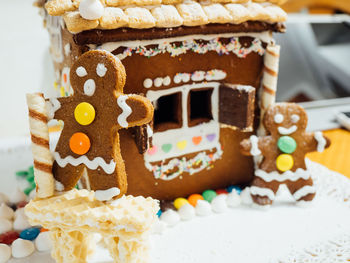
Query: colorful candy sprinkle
156,210,162,217
216,189,228,195
277,136,297,154
0,231,20,245
226,185,242,195
187,194,204,207
19,228,40,241
202,190,217,203
74,102,96,126
69,132,91,155
174,198,189,210
276,154,294,172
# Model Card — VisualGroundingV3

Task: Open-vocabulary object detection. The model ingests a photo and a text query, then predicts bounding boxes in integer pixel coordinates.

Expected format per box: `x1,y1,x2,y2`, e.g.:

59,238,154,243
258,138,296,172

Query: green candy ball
202,190,217,203
277,136,297,154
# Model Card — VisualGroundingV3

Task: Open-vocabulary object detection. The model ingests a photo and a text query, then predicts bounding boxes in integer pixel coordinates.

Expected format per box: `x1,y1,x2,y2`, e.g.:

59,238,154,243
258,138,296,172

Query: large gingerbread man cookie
48,50,153,200
240,103,330,206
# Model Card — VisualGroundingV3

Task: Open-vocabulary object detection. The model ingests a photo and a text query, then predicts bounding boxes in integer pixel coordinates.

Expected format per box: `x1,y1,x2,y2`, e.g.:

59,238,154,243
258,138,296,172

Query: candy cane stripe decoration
27,93,55,198
258,44,281,136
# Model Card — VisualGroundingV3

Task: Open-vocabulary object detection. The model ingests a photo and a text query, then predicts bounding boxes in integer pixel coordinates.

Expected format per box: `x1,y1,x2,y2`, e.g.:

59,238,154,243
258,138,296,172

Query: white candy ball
13,209,31,231
35,232,53,252
195,200,211,216
9,188,26,204
160,209,180,227
0,193,9,205
178,204,195,221
226,191,241,208
240,187,253,205
211,194,228,213
0,218,12,234
0,244,11,263
79,0,104,20
12,239,35,258
0,203,14,220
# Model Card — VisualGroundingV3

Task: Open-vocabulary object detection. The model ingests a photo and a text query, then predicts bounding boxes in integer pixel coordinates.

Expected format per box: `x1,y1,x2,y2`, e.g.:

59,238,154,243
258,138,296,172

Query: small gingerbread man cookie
47,50,153,200
240,103,331,206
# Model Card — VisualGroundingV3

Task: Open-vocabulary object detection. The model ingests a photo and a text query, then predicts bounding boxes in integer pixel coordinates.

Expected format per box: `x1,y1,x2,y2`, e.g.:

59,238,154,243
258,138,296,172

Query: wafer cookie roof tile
45,0,287,33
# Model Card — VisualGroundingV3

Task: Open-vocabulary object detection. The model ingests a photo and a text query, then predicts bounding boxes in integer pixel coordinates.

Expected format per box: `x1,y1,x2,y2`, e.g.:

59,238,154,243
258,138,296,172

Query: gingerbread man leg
286,178,316,203
52,162,85,190
250,177,280,206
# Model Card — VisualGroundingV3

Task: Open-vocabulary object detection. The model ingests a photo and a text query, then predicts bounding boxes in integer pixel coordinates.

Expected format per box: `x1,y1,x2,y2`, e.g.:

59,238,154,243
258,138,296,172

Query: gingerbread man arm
305,132,331,153
115,93,154,129
46,97,76,121
240,135,273,157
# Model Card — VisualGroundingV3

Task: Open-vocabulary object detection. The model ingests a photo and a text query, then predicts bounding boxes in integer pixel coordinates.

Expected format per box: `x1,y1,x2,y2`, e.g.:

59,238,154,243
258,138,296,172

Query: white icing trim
47,98,61,120
143,78,153,88
95,187,120,201
291,114,300,123
64,43,71,56
84,79,96,96
154,77,163,87
76,66,88,77
98,32,273,60
250,186,275,200
145,82,220,163
55,180,64,191
249,135,261,156
293,185,316,200
117,95,131,128
163,76,171,86
314,131,326,152
96,63,107,77
255,169,310,183
274,113,283,124
54,152,116,174
47,16,64,63
278,125,297,135
146,124,153,137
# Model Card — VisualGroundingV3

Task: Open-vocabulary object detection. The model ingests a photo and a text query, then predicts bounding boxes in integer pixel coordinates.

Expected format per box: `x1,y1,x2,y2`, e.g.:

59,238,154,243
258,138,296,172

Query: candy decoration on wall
240,103,331,206
26,93,55,198
257,44,281,136
41,50,154,200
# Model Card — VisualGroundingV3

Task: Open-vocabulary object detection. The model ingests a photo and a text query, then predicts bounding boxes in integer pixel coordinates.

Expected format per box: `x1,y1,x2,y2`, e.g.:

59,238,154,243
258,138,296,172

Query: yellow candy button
174,198,189,210
276,154,294,172
74,102,95,125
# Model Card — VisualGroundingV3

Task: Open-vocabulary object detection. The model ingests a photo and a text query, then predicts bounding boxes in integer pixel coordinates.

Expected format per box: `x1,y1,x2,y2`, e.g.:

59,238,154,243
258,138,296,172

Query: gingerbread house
38,0,287,200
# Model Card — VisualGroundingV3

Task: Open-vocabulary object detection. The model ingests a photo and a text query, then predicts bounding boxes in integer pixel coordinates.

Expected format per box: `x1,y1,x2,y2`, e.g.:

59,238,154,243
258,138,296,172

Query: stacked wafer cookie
25,189,159,263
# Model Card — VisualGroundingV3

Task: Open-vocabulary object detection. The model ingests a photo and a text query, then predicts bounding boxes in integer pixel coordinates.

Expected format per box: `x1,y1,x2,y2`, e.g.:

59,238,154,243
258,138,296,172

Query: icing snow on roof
45,0,287,33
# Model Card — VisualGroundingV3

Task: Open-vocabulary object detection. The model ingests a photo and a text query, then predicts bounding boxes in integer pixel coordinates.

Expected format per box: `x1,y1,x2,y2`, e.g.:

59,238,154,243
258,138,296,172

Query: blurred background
0,0,349,192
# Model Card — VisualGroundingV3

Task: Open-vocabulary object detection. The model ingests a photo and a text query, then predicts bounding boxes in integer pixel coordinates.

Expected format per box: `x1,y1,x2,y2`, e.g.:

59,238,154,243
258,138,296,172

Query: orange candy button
69,132,91,155
188,194,204,207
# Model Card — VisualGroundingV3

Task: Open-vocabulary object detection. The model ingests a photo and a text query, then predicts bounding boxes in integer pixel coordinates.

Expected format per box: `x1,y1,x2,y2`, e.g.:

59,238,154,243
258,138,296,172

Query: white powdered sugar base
6,159,350,263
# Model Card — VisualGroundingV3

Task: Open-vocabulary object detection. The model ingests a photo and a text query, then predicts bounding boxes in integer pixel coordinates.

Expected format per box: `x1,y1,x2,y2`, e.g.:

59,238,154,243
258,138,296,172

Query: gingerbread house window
153,92,182,132
188,89,213,127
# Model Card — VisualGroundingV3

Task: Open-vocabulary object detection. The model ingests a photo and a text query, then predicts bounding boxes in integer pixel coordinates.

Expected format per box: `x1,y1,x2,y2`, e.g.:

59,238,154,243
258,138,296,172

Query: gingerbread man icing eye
76,66,87,77
84,79,96,96
291,114,300,123
274,113,284,124
96,63,107,77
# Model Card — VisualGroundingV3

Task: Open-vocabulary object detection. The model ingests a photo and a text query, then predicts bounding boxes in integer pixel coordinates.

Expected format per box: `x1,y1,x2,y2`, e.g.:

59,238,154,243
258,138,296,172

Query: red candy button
69,132,91,155
0,231,20,245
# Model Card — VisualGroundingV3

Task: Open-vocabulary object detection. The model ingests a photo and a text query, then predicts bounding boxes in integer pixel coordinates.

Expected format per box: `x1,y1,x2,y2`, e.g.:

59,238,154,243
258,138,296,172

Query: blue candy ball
226,185,242,195
20,228,40,241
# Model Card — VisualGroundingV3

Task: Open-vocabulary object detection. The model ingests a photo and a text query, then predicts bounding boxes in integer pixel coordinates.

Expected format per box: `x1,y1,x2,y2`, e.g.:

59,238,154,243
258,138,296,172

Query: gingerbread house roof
45,0,287,33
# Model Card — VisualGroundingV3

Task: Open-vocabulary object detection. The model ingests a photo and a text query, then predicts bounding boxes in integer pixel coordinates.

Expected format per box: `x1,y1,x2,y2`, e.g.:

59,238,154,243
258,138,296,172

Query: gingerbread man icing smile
240,103,331,206
47,50,153,200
